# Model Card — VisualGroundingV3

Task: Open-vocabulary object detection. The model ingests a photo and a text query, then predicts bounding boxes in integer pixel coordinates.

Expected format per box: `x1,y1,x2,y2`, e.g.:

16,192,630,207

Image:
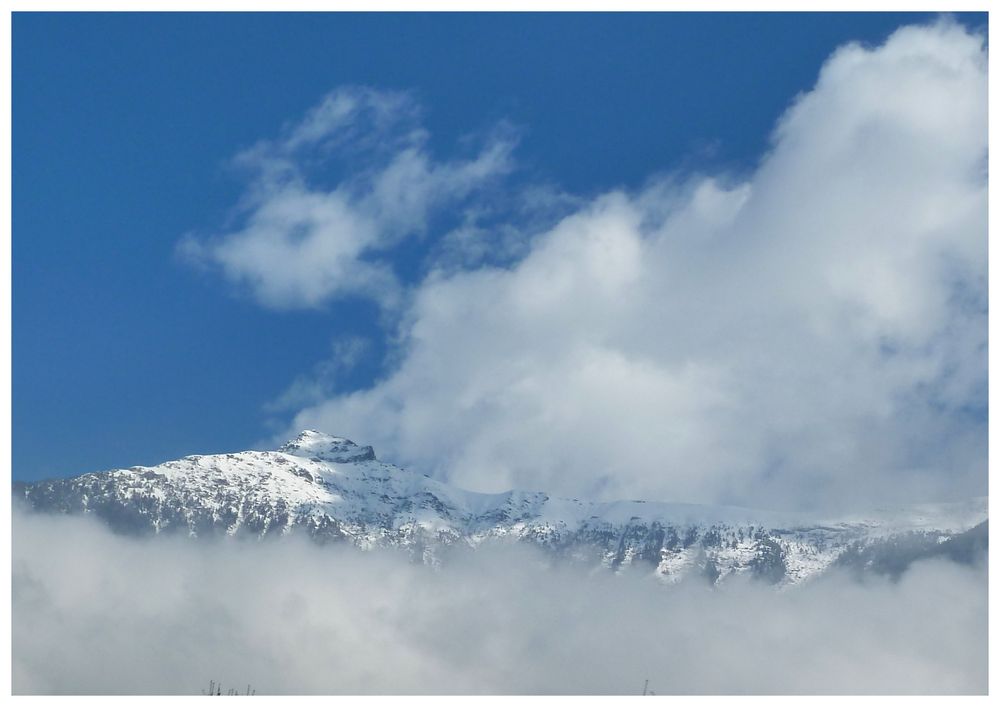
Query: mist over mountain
12,15,988,696
12,501,988,695
15,430,987,588
12,435,987,695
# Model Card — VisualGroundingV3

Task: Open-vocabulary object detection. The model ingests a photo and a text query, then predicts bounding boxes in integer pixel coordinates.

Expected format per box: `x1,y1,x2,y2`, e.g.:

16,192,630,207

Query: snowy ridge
15,430,988,587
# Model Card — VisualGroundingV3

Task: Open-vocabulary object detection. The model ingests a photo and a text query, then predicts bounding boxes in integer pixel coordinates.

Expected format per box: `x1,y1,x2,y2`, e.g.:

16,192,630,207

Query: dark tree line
202,680,255,696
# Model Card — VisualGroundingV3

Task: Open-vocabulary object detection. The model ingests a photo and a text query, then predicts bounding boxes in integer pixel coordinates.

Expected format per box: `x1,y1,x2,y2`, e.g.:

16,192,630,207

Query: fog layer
12,510,987,695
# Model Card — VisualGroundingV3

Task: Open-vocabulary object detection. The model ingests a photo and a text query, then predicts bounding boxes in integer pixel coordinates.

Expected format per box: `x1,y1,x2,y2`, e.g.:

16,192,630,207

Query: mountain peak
277,430,376,463
13,433,988,587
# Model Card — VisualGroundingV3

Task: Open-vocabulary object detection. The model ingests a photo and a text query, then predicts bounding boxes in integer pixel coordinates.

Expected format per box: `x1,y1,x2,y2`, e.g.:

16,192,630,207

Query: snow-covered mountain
14,430,988,587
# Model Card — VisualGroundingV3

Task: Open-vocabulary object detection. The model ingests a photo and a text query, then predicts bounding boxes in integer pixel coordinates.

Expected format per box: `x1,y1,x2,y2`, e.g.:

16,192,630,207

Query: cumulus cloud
179,87,515,310
12,510,987,695
284,21,987,511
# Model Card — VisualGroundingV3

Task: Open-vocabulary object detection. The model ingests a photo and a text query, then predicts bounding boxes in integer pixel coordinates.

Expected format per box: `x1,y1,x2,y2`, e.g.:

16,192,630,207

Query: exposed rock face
14,431,988,587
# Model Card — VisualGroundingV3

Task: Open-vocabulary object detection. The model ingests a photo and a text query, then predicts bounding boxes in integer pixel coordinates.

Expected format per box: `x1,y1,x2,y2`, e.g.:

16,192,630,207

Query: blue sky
13,13,987,509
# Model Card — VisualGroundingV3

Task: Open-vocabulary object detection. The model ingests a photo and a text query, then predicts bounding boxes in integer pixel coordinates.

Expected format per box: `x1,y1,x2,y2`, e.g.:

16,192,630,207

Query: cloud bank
285,22,988,511
182,21,987,512
12,510,987,695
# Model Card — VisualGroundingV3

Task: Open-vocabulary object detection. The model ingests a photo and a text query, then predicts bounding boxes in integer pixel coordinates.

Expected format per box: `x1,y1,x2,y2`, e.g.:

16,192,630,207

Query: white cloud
180,87,515,310
284,21,987,511
12,510,987,694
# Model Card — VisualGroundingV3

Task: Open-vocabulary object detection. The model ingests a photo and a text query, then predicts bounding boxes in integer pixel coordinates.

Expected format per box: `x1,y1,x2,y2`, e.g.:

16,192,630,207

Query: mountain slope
14,430,988,586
